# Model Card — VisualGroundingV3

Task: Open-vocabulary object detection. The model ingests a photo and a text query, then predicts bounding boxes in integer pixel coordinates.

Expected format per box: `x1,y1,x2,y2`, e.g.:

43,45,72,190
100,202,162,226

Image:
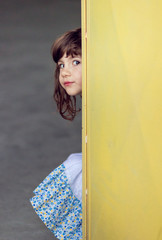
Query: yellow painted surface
82,0,162,239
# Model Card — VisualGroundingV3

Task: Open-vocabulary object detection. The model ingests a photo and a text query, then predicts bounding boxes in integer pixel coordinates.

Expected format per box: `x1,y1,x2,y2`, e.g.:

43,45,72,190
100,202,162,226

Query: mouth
64,81,74,86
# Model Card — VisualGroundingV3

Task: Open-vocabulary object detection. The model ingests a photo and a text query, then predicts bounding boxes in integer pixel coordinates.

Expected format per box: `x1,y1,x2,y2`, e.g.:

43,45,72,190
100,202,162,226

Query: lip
64,81,74,86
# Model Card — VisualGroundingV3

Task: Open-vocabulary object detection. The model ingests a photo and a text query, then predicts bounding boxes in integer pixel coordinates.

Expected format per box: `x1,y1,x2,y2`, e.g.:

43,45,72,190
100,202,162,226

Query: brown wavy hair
51,28,81,121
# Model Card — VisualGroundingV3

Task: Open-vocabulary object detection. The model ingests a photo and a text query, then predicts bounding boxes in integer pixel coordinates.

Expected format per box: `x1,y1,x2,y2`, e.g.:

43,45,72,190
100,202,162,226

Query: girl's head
51,28,82,121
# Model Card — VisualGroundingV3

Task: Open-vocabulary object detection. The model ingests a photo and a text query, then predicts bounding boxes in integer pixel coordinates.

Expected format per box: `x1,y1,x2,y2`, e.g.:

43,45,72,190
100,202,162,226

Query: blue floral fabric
30,163,82,240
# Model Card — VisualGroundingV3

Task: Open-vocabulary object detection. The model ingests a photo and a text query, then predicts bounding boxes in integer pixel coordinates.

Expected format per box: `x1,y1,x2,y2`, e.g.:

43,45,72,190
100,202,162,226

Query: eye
58,63,64,69
73,60,80,66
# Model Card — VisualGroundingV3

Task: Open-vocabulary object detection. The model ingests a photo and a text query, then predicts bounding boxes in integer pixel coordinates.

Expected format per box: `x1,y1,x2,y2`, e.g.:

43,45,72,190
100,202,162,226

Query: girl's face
58,53,82,96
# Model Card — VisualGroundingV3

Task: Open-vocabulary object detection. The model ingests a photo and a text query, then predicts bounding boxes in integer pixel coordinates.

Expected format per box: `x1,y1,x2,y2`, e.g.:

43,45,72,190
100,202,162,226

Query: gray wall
0,1,81,239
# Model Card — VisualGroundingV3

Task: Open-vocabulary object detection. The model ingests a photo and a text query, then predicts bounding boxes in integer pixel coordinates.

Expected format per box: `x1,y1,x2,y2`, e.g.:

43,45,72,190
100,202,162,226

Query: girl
30,28,82,240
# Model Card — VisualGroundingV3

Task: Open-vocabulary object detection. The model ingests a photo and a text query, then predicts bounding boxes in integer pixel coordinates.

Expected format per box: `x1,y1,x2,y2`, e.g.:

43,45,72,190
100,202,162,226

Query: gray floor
0,1,81,239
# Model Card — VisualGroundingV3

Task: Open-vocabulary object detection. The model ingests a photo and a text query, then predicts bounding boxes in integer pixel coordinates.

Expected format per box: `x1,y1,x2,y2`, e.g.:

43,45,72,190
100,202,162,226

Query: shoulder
63,152,82,176
63,153,82,175
64,152,82,165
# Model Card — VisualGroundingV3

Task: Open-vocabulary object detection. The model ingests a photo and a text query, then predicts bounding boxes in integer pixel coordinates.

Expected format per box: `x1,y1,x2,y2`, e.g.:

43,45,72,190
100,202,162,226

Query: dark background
0,1,81,239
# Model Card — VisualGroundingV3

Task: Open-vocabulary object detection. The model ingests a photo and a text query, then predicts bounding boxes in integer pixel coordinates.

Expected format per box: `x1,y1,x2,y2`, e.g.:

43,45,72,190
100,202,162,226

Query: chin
67,91,82,96
68,93,77,97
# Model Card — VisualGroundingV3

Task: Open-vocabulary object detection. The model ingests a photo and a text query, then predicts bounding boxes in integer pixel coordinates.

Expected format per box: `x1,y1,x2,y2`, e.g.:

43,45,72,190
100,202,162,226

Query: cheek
79,71,82,86
76,67,82,84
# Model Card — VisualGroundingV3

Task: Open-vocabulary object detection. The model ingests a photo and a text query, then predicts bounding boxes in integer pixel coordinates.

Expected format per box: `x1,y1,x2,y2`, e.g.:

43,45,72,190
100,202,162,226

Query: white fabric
63,153,82,202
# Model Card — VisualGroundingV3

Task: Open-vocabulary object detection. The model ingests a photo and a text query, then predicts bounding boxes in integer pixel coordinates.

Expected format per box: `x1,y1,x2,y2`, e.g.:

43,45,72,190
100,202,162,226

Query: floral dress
30,153,82,240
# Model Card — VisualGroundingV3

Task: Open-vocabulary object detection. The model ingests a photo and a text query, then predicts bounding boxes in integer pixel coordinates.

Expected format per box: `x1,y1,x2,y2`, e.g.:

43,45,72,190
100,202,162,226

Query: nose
61,66,71,78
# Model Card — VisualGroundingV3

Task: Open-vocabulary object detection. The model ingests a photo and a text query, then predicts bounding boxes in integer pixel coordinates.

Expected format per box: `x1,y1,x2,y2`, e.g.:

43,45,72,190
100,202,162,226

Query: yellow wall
82,0,162,239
